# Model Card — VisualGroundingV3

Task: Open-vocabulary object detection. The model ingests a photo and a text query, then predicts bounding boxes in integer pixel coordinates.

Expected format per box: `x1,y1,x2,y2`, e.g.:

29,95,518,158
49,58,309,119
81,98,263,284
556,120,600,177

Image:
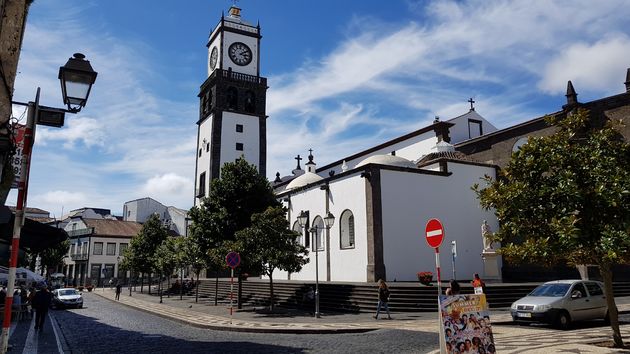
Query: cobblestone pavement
90,288,630,353
53,293,438,353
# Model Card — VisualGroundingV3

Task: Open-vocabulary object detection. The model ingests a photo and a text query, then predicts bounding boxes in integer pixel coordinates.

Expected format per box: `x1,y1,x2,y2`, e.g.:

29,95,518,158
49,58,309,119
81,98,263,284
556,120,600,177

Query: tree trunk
215,274,218,306
148,273,152,295
141,273,144,293
167,273,171,298
269,272,274,312
237,273,243,309
600,262,624,348
179,268,183,300
195,272,200,303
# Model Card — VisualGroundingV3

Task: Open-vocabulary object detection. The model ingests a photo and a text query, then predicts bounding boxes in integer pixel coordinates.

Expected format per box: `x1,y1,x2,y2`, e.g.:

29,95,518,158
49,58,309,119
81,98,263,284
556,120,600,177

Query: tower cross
295,154,303,169
468,97,475,111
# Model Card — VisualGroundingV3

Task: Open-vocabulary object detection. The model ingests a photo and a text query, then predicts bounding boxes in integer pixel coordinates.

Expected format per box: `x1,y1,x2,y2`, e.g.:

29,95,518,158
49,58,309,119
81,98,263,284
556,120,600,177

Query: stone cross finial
468,98,475,111
294,154,302,170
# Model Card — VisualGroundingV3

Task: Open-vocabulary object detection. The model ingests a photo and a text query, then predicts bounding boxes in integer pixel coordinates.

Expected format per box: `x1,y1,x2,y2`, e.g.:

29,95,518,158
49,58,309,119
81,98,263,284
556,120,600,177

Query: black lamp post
2,53,97,353
298,211,334,318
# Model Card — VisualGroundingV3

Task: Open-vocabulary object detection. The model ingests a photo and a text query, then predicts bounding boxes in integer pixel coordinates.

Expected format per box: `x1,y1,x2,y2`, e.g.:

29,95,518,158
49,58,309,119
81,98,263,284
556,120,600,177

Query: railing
220,69,267,85
67,227,94,237
71,253,89,261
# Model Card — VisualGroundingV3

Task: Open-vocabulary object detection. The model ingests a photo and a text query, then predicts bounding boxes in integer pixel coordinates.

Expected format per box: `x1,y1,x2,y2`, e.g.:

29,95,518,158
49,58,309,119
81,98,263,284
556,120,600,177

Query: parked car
51,288,83,309
510,279,608,329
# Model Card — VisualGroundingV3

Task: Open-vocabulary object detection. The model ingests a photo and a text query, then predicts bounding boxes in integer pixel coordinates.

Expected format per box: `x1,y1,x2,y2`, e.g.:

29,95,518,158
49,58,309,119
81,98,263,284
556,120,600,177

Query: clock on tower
194,5,268,205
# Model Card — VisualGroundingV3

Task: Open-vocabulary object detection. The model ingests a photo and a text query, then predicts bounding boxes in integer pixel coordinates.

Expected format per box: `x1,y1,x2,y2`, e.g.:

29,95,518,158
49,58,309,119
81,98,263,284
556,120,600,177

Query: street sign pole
424,218,446,354
225,251,241,325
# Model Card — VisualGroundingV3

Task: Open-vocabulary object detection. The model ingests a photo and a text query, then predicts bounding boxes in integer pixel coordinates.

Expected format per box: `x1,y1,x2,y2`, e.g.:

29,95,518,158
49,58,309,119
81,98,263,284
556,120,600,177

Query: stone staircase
163,279,630,313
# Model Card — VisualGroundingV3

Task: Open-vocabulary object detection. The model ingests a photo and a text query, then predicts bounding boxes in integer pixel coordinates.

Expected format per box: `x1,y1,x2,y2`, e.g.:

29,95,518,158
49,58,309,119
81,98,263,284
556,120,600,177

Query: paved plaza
3,287,630,353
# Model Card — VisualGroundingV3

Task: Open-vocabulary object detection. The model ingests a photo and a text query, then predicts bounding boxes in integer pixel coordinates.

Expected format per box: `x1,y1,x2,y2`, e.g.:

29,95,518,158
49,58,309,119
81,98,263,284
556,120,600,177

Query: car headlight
510,303,518,310
535,304,552,312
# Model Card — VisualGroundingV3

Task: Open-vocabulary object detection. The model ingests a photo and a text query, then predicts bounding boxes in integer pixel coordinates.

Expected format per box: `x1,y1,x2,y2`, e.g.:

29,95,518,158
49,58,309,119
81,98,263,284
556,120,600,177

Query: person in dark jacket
373,279,392,320
115,283,122,301
32,287,53,330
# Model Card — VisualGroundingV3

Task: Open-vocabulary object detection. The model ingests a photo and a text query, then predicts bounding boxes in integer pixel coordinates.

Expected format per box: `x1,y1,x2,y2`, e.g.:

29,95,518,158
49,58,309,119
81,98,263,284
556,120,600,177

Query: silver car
51,288,83,309
510,279,608,329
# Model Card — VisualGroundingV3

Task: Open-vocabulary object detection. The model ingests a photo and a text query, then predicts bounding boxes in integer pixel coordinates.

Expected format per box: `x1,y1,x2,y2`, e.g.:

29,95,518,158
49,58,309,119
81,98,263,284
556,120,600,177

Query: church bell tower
194,5,267,205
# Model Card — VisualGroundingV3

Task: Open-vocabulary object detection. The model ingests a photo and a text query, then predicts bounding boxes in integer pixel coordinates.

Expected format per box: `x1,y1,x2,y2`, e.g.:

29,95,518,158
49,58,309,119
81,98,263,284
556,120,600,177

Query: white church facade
195,6,504,284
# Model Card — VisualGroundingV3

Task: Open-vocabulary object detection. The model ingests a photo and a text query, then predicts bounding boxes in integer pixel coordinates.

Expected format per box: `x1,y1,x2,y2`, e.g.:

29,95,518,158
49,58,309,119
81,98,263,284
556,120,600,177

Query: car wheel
555,311,571,330
78,304,83,309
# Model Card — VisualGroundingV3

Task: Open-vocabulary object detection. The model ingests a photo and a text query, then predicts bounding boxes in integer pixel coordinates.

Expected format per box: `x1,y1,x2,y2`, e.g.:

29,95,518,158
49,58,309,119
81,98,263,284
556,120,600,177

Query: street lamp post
298,211,334,318
1,53,97,354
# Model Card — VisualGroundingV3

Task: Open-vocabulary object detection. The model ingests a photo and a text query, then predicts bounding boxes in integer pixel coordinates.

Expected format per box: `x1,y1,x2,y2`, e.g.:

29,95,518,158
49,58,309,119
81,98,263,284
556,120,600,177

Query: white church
195,6,502,283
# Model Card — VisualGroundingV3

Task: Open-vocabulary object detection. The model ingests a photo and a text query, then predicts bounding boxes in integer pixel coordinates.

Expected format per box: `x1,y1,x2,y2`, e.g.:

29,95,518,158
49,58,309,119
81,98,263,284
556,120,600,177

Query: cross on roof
468,98,475,111
294,154,302,169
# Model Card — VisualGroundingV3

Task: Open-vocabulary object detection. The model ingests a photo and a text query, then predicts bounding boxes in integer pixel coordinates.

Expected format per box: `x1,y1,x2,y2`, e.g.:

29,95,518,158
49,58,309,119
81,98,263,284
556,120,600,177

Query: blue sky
9,0,630,216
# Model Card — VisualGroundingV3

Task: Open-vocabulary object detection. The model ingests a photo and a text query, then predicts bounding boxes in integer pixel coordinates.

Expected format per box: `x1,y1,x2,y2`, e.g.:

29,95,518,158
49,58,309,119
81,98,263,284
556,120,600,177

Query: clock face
209,47,218,70
228,42,252,66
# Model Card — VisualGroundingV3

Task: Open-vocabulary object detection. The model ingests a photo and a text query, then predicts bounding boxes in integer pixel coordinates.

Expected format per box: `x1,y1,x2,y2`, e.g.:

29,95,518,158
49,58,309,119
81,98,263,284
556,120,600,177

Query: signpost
10,124,26,189
424,218,446,354
225,251,240,324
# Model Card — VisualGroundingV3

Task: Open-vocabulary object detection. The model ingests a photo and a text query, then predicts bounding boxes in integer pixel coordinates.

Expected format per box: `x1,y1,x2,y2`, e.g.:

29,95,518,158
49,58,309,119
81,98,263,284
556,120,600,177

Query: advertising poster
439,294,496,354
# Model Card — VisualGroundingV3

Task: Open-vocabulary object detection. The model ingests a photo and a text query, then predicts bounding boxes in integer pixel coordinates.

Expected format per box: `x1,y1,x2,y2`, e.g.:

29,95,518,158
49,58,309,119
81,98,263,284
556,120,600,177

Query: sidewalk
94,288,630,353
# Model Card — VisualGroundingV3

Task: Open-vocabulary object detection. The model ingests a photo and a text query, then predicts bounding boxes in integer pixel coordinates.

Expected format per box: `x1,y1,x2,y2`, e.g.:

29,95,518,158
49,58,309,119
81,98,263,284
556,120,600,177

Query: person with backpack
373,279,392,320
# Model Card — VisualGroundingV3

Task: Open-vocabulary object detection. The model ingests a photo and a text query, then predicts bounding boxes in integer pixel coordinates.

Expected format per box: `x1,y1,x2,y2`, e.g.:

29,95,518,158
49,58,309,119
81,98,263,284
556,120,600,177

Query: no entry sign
425,218,444,248
225,251,241,269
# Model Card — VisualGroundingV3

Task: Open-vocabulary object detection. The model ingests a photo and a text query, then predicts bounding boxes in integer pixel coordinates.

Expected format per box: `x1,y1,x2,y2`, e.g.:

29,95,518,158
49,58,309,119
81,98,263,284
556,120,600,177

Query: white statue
481,220,494,251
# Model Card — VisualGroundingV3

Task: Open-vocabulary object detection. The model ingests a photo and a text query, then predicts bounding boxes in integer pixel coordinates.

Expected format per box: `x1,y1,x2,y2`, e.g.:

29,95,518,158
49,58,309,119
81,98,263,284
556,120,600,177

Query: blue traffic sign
226,251,241,269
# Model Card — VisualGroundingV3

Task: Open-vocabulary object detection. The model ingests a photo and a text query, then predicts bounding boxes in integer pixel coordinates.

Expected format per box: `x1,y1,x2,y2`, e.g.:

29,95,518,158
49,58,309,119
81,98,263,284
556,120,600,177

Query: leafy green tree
188,157,280,307
234,206,308,311
473,109,630,347
126,214,169,294
40,239,70,274
154,236,180,296
181,235,210,302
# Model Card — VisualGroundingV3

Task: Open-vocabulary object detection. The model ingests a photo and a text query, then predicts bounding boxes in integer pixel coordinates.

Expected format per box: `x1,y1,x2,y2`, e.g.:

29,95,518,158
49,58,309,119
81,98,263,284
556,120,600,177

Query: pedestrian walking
32,286,52,330
471,273,486,294
445,279,460,295
373,279,392,320
115,282,122,301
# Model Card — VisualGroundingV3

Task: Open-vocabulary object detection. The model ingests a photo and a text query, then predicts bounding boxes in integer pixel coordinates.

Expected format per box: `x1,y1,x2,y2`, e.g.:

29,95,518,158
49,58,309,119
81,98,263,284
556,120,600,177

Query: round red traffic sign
425,218,444,248
226,251,241,269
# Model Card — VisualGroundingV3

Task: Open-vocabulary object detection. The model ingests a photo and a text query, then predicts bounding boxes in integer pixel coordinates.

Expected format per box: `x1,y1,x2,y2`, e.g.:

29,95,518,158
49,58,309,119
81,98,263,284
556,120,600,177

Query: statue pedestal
482,251,501,281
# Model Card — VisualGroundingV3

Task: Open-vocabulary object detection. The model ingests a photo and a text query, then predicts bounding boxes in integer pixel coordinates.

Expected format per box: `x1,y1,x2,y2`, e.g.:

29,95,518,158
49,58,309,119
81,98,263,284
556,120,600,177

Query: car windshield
59,290,78,296
528,283,571,297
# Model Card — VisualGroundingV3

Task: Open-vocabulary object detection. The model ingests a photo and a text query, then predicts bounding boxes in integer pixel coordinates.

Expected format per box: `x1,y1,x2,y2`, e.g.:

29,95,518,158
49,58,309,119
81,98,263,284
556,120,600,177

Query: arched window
244,90,256,113
292,221,302,245
339,210,355,249
312,216,324,251
226,87,238,110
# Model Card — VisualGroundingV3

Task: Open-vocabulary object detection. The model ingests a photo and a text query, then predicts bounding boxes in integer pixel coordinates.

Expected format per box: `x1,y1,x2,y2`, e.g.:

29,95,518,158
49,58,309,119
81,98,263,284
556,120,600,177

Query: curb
93,291,378,334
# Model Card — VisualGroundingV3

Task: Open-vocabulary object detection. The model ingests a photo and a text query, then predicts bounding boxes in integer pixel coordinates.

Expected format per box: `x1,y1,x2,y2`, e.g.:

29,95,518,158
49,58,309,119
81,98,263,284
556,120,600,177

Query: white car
51,288,83,309
510,280,608,329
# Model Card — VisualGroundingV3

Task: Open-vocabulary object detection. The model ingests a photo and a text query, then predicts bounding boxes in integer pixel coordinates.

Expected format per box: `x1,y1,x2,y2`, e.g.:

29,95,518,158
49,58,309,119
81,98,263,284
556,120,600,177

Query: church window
236,124,243,133
244,90,256,113
227,87,238,110
236,143,244,151
312,216,324,251
197,172,206,197
339,210,355,249
292,221,303,245
468,119,483,139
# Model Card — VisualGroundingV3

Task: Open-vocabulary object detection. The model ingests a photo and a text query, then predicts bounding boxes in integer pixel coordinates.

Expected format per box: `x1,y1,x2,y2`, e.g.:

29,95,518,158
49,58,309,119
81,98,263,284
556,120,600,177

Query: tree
188,157,280,307
154,236,180,298
180,235,209,303
33,239,70,276
234,206,308,311
125,214,169,294
473,109,630,347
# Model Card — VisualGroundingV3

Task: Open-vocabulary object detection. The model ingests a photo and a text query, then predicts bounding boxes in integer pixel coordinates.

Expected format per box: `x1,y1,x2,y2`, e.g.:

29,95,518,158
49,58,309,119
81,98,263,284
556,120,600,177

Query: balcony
71,253,89,261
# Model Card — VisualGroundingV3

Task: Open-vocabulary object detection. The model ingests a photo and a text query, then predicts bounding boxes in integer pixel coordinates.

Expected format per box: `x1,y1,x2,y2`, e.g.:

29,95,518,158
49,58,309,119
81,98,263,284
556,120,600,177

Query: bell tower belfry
194,5,267,205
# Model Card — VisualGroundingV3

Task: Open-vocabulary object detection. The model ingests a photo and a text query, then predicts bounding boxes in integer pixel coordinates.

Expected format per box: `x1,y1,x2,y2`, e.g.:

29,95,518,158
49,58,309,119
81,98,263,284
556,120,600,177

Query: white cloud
538,35,630,94
29,190,89,217
142,173,191,195
36,117,106,148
